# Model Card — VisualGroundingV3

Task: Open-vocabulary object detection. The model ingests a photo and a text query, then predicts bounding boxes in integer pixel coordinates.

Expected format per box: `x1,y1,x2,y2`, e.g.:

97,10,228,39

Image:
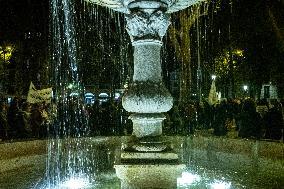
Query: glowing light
235,49,243,57
99,93,109,97
243,85,248,91
177,172,201,186
69,92,79,96
210,180,231,189
115,92,120,99
98,93,109,102
211,75,216,80
68,83,73,89
60,178,89,189
85,92,94,97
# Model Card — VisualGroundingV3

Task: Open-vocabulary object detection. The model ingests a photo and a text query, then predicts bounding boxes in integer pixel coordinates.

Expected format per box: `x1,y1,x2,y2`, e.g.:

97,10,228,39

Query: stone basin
0,137,283,189
85,0,205,13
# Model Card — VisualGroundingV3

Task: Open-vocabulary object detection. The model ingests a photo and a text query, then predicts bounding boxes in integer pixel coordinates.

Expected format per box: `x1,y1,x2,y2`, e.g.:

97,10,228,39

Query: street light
243,85,248,98
211,74,216,80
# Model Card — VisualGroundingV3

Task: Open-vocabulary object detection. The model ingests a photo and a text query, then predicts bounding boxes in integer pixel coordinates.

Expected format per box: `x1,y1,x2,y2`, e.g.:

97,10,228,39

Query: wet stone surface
0,137,283,189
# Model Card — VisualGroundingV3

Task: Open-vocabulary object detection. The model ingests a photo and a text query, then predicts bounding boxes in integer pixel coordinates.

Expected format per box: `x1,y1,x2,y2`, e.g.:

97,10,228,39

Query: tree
0,42,15,93
267,0,284,97
168,4,206,104
213,48,247,97
167,0,223,104
74,1,132,92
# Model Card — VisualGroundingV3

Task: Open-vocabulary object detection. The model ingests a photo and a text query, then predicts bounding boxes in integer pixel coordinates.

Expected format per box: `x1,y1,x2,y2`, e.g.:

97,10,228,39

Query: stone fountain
86,0,204,188
1,2,283,188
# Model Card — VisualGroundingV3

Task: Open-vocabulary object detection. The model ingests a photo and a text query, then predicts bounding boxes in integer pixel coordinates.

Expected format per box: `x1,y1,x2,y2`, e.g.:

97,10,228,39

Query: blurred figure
30,103,43,138
256,98,269,118
89,100,101,135
16,102,32,138
181,101,197,135
169,104,183,135
238,99,262,139
264,100,283,140
100,101,113,136
7,97,20,138
111,100,123,135
212,100,228,136
40,102,49,138
0,102,8,140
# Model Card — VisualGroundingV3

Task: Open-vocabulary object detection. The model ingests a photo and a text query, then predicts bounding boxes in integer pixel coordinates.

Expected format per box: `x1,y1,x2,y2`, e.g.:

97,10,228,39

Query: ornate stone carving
125,10,170,41
86,0,205,14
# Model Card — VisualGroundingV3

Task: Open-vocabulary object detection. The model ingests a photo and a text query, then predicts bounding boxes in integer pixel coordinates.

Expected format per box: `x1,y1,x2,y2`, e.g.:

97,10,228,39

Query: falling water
47,0,91,188
42,0,131,188
46,0,128,188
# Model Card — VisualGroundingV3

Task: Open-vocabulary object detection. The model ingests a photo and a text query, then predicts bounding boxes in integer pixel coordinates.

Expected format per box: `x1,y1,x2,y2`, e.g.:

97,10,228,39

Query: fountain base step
121,151,178,160
122,135,173,152
115,164,185,189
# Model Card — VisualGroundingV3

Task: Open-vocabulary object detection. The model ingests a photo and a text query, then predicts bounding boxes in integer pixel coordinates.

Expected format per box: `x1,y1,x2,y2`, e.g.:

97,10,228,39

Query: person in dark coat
264,101,283,140
16,102,32,138
0,102,8,140
30,103,43,138
7,97,20,138
213,100,228,136
238,99,262,139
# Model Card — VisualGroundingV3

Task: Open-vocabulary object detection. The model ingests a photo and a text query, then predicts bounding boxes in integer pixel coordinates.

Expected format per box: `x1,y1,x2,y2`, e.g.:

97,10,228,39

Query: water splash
46,0,91,187
44,0,132,187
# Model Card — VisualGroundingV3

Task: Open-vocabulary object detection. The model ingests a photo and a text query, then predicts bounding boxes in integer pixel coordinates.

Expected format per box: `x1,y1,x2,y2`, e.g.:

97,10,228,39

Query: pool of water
0,137,283,189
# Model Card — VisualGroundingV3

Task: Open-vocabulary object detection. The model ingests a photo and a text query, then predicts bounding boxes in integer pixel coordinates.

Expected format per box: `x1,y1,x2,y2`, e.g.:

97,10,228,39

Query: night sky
0,0,49,42
1,0,283,43
0,0,283,96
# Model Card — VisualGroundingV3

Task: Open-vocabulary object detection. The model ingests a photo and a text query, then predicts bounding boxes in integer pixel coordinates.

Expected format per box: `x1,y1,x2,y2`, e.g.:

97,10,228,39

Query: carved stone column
115,5,185,189
122,10,172,139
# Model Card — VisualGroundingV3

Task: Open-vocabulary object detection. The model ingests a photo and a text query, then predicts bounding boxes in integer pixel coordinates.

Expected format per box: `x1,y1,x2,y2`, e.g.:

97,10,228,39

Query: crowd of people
0,97,50,140
0,96,283,142
0,97,129,140
164,98,284,141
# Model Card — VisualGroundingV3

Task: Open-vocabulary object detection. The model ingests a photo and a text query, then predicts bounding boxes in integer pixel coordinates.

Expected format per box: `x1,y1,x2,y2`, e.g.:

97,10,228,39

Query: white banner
27,82,52,104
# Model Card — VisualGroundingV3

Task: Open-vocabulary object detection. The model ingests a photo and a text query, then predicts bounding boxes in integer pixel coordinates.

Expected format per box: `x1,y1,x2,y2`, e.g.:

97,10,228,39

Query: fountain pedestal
115,134,185,188
86,0,203,188
114,4,185,189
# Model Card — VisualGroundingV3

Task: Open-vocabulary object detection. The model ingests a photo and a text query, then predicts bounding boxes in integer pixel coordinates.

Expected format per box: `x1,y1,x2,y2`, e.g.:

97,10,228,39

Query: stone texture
115,164,186,189
121,152,179,159
129,113,165,137
0,137,283,188
126,11,170,41
122,41,173,114
85,0,205,14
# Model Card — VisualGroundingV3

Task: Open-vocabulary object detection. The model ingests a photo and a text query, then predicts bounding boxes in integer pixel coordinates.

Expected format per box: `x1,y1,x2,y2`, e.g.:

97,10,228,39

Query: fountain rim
85,0,205,14
128,0,168,10
132,39,163,46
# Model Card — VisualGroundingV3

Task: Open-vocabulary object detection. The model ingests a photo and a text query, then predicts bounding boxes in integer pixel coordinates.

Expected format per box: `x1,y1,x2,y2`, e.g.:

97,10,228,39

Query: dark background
0,0,283,98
